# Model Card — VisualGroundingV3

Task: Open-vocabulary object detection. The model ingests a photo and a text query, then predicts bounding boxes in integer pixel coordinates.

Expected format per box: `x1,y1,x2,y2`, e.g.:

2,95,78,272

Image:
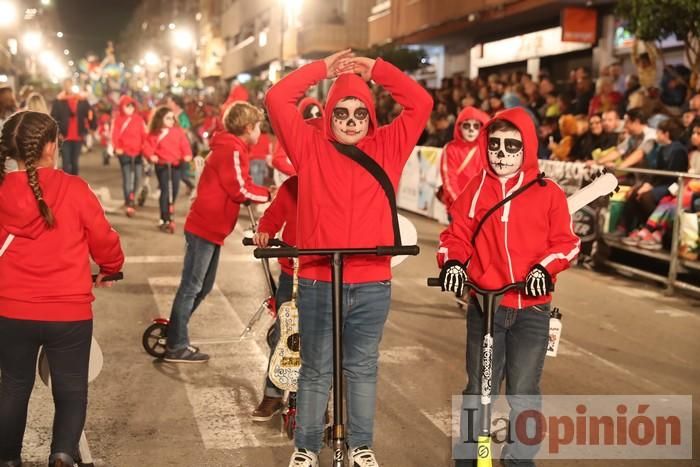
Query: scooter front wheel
142,322,169,357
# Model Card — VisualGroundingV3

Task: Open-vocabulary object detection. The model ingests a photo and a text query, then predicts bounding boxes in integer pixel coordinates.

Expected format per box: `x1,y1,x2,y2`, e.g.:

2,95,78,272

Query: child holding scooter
143,106,192,233
111,95,147,217
164,101,270,363
437,107,580,467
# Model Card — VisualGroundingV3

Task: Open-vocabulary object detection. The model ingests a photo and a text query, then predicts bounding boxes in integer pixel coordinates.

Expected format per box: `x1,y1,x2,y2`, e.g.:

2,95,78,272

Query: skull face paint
460,119,482,142
487,128,524,177
332,97,369,145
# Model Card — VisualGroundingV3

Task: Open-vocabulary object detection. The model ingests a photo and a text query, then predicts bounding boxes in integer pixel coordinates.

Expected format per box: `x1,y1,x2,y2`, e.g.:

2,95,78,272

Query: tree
616,0,700,90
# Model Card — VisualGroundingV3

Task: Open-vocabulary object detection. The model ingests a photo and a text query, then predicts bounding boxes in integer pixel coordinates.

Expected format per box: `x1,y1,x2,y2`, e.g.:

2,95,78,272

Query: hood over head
324,73,378,142
0,169,70,240
453,106,490,142
118,95,135,113
227,84,249,104
209,129,246,151
478,107,539,180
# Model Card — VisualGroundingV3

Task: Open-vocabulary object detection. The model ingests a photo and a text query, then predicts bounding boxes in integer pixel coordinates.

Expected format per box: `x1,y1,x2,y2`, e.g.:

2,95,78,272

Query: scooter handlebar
254,247,299,259
92,272,124,283
253,245,421,259
427,277,523,296
377,245,420,257
242,237,288,248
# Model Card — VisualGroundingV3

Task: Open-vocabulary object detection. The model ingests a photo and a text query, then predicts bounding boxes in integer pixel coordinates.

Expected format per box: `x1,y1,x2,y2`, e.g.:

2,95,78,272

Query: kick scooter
254,244,419,466
427,278,523,467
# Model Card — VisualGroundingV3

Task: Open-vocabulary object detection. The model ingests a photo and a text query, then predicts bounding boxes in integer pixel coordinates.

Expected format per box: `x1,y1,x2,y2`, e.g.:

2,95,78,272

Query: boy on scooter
164,102,270,363
437,107,580,467
265,49,432,467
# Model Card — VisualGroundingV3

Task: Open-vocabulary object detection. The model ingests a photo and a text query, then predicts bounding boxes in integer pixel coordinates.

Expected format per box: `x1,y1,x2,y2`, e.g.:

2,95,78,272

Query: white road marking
609,285,661,299
127,254,254,264
148,276,289,450
654,308,700,320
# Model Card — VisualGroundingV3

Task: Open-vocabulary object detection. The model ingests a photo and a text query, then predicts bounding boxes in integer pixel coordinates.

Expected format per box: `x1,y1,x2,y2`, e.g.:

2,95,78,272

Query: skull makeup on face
460,119,481,142
487,128,524,177
332,97,369,145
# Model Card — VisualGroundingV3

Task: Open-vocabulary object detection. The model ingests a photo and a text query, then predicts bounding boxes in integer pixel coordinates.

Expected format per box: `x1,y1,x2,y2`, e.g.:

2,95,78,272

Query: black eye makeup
332,107,369,121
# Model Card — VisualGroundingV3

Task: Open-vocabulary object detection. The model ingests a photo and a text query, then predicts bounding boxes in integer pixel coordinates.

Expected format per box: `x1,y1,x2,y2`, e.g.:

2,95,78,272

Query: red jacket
438,107,580,309
440,106,489,209
215,84,250,135
185,132,270,245
143,127,191,166
258,176,298,275
0,169,124,321
265,58,432,282
272,98,324,176
112,96,147,157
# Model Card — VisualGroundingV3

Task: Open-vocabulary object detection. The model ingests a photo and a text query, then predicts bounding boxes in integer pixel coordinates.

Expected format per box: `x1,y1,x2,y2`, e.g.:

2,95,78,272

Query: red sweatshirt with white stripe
438,107,579,309
185,132,270,245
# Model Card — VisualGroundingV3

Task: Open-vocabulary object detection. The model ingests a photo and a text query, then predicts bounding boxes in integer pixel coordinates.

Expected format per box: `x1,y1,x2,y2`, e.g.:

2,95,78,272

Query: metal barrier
602,165,700,295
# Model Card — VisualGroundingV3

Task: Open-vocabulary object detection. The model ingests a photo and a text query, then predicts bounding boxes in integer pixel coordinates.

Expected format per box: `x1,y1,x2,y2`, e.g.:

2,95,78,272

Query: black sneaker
163,345,210,363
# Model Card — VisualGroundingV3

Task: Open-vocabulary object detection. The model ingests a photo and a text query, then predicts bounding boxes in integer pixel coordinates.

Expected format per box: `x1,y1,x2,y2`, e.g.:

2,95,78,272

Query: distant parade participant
50,78,94,176
163,101,270,363
0,111,124,467
438,106,489,211
111,95,147,216
437,107,579,467
265,49,432,467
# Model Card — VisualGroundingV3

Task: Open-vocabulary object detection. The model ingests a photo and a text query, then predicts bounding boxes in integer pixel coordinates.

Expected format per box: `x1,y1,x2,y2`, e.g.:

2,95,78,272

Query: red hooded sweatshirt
0,169,124,321
438,107,580,309
272,98,324,177
258,176,298,275
111,96,147,157
265,58,433,282
142,126,191,166
185,132,270,245
440,106,489,209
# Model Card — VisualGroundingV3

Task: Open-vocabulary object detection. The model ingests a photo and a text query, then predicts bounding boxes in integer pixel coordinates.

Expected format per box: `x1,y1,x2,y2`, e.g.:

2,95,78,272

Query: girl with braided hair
0,111,124,467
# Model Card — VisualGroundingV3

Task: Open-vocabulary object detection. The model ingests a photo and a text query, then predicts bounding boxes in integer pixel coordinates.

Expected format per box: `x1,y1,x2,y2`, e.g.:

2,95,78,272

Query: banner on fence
398,146,449,224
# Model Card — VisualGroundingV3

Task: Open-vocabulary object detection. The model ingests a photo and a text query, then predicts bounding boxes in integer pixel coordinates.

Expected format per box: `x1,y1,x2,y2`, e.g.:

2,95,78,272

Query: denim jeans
0,317,92,461
166,232,221,350
118,155,143,204
249,159,268,186
155,164,181,222
264,271,293,398
61,141,82,176
295,279,391,452
454,301,550,467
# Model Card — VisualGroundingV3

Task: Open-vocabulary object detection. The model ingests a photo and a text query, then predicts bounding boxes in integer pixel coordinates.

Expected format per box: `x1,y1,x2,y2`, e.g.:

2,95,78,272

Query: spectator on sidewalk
50,79,94,176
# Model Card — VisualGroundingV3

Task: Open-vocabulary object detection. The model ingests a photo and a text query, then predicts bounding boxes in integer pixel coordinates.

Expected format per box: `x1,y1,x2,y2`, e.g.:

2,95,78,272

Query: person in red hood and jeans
163,101,270,363
265,49,432,467
111,95,147,216
271,97,324,181
439,106,489,211
0,111,124,467
437,107,580,467
50,78,95,176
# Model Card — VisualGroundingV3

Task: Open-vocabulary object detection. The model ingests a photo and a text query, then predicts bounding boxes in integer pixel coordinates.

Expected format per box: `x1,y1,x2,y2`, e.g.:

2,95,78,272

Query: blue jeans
295,279,391,452
264,271,293,398
455,302,550,467
166,232,221,350
155,164,181,222
249,159,268,186
118,155,143,204
61,141,82,175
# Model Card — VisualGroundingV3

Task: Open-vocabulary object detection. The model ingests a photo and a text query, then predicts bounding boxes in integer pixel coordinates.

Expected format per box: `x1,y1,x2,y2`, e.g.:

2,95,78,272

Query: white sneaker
288,448,319,467
350,446,379,467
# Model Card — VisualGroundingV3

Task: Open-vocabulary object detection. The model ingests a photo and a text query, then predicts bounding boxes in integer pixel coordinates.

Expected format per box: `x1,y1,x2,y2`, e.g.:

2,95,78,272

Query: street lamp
0,1,18,27
171,28,194,51
22,31,41,52
144,51,160,66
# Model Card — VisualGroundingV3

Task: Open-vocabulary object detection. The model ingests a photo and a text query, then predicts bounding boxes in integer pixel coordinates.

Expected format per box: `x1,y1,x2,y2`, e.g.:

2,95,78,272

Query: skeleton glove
525,264,552,297
439,260,467,297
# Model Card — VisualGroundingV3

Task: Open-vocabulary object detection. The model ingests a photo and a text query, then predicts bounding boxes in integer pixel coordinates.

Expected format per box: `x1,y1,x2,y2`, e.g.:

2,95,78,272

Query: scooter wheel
126,207,136,218
266,323,276,349
137,188,148,207
166,222,175,234
142,322,169,358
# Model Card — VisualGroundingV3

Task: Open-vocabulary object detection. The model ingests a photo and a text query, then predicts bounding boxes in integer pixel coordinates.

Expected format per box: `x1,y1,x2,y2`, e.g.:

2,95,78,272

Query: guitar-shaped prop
566,170,619,214
269,258,301,392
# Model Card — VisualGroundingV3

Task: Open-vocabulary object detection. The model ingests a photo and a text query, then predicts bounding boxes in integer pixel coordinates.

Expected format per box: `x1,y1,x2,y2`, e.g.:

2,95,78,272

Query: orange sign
561,7,598,44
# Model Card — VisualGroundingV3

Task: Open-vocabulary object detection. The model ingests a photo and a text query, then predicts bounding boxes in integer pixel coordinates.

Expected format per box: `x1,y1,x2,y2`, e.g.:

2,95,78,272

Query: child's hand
115,148,123,155
150,156,158,164
253,232,270,248
324,49,355,78
524,265,552,297
94,273,114,288
344,57,377,81
439,260,467,297
184,155,193,163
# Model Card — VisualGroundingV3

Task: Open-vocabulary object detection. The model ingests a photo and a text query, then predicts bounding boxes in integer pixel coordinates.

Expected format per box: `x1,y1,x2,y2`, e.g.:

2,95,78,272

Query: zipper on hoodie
500,178,522,310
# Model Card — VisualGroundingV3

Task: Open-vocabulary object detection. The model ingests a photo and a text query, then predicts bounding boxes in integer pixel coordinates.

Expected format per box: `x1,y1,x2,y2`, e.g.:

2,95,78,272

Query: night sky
54,0,141,60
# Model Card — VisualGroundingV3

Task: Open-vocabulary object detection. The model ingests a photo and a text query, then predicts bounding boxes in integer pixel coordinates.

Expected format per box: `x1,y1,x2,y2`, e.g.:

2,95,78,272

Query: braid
25,157,54,228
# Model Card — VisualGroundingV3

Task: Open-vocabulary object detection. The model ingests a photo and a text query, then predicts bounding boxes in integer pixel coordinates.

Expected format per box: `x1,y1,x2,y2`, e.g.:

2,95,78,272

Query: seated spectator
660,65,689,108
487,92,504,116
602,109,625,139
424,111,453,148
549,114,578,161
620,74,642,115
538,116,560,159
571,113,618,161
680,109,697,146
597,108,657,169
572,76,594,115
589,77,623,116
543,92,560,117
619,119,688,243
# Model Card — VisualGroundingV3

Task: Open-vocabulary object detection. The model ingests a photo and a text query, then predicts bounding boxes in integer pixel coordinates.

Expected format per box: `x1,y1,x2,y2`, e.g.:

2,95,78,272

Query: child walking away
265,49,432,467
143,106,192,233
439,106,489,211
111,95,147,217
164,102,270,363
437,107,579,467
251,175,298,420
0,111,124,467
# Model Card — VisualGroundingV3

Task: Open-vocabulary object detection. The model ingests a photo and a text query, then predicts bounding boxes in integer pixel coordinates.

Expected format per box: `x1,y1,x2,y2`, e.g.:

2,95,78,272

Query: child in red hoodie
437,108,580,466
271,97,324,180
112,95,147,216
439,106,489,211
164,101,270,363
265,49,432,467
143,106,192,232
0,111,124,467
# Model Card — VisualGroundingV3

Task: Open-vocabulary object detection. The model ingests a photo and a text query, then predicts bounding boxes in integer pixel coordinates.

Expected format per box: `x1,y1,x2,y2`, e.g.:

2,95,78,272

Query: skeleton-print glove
525,264,552,297
439,260,467,297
